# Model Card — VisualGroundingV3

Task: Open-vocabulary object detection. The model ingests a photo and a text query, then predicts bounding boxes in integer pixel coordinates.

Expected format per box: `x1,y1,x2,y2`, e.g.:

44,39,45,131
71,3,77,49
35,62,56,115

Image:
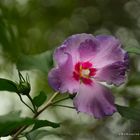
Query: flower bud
17,82,31,95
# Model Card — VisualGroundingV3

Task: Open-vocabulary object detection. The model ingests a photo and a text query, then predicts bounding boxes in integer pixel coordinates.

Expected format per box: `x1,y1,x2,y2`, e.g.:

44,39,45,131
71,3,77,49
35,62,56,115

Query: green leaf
125,46,140,55
26,129,65,140
25,129,71,140
33,91,47,107
33,120,60,131
16,50,54,74
0,112,34,136
116,104,140,121
0,78,17,93
25,130,51,140
0,111,60,137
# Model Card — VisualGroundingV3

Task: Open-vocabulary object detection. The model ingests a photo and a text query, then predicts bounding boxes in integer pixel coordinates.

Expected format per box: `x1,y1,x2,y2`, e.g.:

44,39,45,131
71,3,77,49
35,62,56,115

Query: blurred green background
0,0,140,140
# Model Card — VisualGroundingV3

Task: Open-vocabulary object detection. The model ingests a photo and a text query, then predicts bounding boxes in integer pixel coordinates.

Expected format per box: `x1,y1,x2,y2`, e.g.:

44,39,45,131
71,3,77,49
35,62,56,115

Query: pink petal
95,61,128,86
48,53,79,93
78,38,99,61
54,33,97,65
93,35,126,68
73,82,116,119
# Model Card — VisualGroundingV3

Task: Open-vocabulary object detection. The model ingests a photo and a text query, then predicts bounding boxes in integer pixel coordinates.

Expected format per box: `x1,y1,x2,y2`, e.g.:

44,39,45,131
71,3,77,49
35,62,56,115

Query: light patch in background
1,136,12,140
124,1,140,19
94,28,111,35
16,0,29,5
115,27,140,49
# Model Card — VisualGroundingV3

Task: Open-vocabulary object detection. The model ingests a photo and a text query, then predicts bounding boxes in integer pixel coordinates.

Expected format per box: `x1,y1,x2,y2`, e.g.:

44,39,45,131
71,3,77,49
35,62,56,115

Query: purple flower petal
95,60,128,86
73,82,116,119
53,46,68,66
48,68,61,91
54,33,96,65
48,53,79,93
93,35,126,68
78,38,99,61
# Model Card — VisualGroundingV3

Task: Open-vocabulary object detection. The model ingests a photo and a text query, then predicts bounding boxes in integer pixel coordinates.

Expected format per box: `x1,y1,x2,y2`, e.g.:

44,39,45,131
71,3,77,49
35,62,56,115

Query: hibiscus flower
48,33,129,119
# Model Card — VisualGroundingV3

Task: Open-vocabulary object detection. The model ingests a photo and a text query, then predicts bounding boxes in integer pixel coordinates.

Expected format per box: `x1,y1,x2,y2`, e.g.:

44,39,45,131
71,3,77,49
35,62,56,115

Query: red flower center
73,61,96,85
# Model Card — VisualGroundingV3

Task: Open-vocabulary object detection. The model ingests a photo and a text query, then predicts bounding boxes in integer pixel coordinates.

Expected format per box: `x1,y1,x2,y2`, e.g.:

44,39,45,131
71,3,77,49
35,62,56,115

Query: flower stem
17,93,35,113
33,91,59,118
52,104,75,109
52,96,70,104
11,91,59,140
26,94,37,113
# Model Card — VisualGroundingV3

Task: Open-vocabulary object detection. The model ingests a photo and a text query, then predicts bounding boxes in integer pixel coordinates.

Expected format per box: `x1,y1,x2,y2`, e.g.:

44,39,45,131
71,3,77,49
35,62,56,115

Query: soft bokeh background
0,0,140,140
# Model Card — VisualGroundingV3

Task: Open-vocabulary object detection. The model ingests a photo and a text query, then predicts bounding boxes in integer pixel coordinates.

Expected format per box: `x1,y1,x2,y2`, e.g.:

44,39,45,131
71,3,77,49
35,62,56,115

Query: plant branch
26,94,37,113
52,96,70,104
33,91,59,118
52,104,75,109
11,91,59,140
17,93,35,113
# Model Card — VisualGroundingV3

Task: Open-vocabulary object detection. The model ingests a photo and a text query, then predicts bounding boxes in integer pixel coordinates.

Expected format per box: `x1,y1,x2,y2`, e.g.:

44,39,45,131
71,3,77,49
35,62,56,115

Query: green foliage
25,130,52,140
32,119,60,131
125,46,140,55
33,91,47,108
25,129,66,140
117,104,140,121
0,78,17,93
16,51,53,74
127,72,140,86
0,111,34,136
0,111,60,137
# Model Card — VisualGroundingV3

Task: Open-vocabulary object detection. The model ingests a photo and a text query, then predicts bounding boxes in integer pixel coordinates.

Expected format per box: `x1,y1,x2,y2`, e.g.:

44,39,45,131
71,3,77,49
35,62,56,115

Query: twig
33,91,59,118
52,104,75,109
17,93,35,113
11,92,59,140
52,96,70,105
26,94,37,113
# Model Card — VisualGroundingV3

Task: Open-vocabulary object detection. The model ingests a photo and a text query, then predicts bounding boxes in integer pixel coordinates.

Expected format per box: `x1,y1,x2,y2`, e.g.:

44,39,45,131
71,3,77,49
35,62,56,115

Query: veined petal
53,46,68,66
48,53,79,93
78,38,99,61
93,35,126,68
54,33,97,65
73,82,116,119
95,60,128,86
48,68,61,91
